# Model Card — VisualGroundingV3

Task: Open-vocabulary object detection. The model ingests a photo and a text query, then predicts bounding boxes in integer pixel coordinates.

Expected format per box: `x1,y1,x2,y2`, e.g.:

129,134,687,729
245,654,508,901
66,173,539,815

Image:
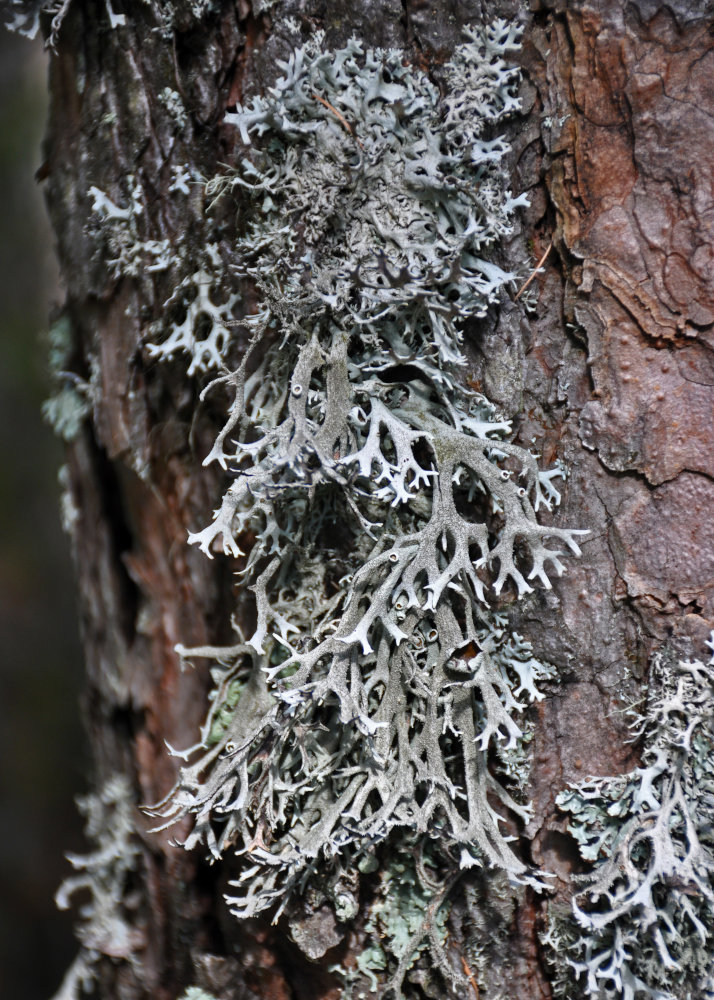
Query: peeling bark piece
578,299,714,484
549,3,714,345
612,472,714,615
288,905,344,961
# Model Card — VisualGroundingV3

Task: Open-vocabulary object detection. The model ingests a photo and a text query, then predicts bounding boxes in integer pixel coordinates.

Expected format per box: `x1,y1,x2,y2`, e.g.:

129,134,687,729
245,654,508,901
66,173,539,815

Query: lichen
1,0,45,39
89,176,173,278
159,86,189,133
50,775,144,1000
1,0,221,45
87,174,245,378
144,27,585,972
354,841,458,999
1,0,123,46
547,635,714,1000
144,245,240,375
42,315,91,442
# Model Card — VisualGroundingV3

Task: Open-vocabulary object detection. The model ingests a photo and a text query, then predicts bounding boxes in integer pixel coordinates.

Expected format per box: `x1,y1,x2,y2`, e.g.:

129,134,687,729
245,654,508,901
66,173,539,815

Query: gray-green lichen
546,635,714,1000
2,0,122,46
347,845,450,998
50,775,144,1000
146,25,585,971
145,245,240,375
1,0,46,39
42,315,91,442
1,0,220,45
43,385,91,441
89,177,173,278
87,171,241,374
159,86,189,133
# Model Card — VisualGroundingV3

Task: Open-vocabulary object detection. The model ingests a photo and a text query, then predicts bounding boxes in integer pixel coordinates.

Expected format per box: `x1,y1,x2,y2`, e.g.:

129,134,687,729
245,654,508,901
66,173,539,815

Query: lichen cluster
51,776,143,1000
2,0,224,44
42,314,92,442
1,0,123,44
1,0,46,39
548,636,714,1000
145,22,585,962
347,843,451,998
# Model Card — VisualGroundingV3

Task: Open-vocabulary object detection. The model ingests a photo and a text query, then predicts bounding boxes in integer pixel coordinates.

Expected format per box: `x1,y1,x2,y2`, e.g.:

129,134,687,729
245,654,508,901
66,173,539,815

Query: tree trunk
34,0,714,998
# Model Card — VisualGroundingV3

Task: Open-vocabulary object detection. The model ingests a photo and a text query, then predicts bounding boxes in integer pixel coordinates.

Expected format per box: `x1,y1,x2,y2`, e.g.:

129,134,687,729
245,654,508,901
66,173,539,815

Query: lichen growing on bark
50,776,144,1000
546,636,714,1000
144,24,586,971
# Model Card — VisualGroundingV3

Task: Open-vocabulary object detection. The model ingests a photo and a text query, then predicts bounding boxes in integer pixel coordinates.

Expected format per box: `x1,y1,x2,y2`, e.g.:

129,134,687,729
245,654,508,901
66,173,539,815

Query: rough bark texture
42,0,713,998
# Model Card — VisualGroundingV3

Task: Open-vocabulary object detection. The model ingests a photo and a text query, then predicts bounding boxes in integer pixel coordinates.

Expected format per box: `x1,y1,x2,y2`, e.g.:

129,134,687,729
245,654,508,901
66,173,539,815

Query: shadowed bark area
41,0,713,998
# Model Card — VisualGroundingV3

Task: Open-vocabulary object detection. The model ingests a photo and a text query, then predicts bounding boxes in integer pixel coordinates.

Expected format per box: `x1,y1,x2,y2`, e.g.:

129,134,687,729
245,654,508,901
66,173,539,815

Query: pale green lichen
547,635,714,1000
43,385,91,441
43,315,91,442
347,846,450,998
58,463,80,535
205,676,245,746
88,177,241,374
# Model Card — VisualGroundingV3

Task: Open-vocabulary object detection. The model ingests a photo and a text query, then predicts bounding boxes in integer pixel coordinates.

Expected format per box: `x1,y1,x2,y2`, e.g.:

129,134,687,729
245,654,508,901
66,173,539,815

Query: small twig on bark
312,92,364,148
380,869,463,999
460,953,480,998
515,239,553,301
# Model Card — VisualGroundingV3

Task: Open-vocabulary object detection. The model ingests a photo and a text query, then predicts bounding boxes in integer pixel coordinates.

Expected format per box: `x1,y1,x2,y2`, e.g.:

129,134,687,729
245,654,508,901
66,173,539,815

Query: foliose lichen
42,315,92,442
89,177,174,279
1,0,220,45
547,635,714,1000
50,775,144,1000
158,86,189,133
1,0,47,39
347,842,450,998
143,22,585,962
1,0,123,45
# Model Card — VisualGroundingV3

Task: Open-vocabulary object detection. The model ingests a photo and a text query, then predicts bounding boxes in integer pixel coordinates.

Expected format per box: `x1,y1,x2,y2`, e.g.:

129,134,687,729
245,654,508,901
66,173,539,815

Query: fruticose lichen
547,636,714,1000
142,24,585,973
50,776,144,1000
89,177,174,279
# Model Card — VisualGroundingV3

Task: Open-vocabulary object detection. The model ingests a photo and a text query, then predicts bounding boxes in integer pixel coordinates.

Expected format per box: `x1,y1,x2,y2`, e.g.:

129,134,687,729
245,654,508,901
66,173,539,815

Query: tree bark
40,1,713,998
